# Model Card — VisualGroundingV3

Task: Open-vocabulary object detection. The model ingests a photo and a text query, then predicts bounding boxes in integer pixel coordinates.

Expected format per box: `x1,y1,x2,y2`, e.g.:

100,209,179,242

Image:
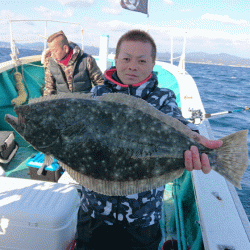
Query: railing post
170,31,173,65
44,21,47,51
81,26,84,51
9,21,15,58
98,34,109,73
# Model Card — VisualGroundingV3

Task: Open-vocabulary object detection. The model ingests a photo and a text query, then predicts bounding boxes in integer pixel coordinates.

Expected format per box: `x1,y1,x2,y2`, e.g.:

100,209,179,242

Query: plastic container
0,176,80,250
0,131,18,168
27,152,64,182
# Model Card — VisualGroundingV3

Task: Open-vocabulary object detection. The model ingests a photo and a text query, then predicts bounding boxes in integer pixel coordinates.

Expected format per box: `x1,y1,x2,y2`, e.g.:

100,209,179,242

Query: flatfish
5,93,249,195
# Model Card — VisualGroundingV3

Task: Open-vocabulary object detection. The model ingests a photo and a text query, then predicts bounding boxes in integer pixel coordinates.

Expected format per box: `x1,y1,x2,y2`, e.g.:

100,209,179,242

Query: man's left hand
184,134,223,174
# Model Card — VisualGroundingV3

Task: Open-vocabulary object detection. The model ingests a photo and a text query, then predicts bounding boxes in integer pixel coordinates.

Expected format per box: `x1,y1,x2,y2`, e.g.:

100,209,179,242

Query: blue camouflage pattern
80,68,197,227
81,186,165,227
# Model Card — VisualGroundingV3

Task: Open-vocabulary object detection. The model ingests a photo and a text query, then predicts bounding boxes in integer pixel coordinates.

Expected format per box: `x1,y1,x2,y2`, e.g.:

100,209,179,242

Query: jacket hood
68,42,81,65
103,67,158,99
104,67,153,88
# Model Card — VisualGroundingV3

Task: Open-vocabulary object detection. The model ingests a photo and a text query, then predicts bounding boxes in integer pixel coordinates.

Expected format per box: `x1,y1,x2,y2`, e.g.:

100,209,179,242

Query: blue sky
1,0,250,58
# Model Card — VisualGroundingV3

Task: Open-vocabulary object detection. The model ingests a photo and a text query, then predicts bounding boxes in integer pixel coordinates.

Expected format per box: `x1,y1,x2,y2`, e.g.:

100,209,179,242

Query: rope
11,72,27,106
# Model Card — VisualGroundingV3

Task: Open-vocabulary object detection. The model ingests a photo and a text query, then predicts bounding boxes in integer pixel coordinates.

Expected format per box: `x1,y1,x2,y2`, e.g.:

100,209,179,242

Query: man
43,30,103,96
76,30,222,250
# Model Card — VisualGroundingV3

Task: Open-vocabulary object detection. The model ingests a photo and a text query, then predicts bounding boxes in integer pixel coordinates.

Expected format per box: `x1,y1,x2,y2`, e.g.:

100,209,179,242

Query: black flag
120,0,148,15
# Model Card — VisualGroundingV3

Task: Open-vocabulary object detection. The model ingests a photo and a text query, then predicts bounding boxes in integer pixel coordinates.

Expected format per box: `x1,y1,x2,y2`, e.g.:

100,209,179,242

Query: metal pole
146,0,150,32
170,30,173,65
147,0,150,18
9,21,14,55
99,34,109,73
182,31,187,72
81,26,84,51
44,21,48,51
9,20,18,69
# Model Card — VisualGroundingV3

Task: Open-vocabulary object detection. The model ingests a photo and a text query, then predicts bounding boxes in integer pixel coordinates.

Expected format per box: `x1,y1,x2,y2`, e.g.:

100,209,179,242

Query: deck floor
5,146,37,178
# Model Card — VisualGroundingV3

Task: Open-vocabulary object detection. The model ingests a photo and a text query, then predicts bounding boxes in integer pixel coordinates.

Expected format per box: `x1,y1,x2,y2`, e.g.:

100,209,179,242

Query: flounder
5,93,249,196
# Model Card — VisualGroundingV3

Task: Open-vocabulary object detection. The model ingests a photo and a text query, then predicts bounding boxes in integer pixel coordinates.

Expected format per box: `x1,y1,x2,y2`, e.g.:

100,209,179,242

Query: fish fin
37,154,54,175
212,130,249,189
28,92,93,104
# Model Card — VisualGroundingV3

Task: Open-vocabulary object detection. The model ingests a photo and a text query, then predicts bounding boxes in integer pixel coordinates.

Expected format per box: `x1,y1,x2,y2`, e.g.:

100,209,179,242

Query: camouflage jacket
43,43,103,96
80,67,197,228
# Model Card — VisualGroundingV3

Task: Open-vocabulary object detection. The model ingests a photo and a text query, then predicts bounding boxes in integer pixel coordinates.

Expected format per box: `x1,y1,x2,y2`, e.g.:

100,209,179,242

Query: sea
1,48,250,221
185,62,250,222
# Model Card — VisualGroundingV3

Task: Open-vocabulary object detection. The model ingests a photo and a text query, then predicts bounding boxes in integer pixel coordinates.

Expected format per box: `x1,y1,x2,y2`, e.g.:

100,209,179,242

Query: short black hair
47,30,69,48
116,29,157,62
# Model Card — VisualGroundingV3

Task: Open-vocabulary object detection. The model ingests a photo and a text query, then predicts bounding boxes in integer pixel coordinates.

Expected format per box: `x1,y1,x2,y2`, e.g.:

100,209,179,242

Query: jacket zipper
128,85,133,95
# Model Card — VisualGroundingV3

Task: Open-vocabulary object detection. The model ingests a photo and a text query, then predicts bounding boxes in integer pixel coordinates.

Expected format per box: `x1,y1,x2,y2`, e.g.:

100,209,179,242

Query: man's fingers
191,146,201,170
185,146,212,174
201,153,211,174
193,133,223,149
184,150,193,171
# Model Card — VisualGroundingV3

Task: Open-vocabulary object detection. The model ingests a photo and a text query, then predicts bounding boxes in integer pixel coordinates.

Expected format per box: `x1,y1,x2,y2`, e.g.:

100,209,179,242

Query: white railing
8,20,84,67
170,30,187,74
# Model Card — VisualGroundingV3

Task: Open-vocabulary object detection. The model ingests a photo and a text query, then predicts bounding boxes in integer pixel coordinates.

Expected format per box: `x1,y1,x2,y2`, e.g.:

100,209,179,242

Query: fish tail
212,130,249,189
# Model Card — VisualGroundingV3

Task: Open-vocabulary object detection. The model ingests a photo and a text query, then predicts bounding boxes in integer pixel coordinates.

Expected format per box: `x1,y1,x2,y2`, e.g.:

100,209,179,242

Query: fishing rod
205,106,249,118
188,106,249,123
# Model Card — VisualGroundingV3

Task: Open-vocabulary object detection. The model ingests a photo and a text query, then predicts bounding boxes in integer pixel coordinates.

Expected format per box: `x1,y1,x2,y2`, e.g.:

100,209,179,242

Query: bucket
162,239,178,250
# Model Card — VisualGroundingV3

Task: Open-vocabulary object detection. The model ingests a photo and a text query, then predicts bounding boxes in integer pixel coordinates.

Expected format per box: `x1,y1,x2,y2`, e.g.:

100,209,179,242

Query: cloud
180,9,192,13
34,6,74,18
93,18,250,56
56,0,94,7
201,13,249,27
187,28,230,40
102,0,122,15
97,19,150,34
164,0,173,5
0,10,45,43
102,7,122,15
97,20,130,33
0,10,16,25
0,10,32,25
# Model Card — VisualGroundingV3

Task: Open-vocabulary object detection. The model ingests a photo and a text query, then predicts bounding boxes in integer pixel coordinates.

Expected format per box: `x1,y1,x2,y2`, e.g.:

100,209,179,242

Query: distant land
1,41,250,68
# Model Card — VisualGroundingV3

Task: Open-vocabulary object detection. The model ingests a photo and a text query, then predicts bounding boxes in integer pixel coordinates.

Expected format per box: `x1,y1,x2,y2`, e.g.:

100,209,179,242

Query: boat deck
0,56,208,250
4,146,37,179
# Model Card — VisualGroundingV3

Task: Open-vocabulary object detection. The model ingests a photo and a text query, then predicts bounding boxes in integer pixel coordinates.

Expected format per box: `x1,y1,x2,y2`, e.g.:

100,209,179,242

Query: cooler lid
0,177,80,229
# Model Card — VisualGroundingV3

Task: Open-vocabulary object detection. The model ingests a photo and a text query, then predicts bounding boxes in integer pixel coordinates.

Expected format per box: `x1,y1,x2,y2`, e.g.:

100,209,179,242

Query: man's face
115,41,155,85
48,38,69,62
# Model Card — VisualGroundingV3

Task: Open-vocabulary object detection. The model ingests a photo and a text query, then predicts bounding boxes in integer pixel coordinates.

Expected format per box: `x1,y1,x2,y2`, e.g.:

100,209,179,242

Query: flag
120,0,148,15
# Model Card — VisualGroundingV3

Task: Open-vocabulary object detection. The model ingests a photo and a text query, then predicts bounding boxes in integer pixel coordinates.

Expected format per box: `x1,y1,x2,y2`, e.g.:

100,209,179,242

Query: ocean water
0,48,42,63
185,63,250,221
0,49,249,220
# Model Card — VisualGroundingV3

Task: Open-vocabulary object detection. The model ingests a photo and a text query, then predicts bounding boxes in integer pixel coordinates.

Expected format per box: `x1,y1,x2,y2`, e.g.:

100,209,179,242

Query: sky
1,0,250,59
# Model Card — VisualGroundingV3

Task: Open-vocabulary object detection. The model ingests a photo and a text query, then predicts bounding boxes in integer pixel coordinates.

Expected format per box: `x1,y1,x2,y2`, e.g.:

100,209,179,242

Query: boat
0,20,250,250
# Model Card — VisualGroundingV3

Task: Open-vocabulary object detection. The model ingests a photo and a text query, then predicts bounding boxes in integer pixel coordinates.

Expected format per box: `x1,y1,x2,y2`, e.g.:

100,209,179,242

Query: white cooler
0,176,81,250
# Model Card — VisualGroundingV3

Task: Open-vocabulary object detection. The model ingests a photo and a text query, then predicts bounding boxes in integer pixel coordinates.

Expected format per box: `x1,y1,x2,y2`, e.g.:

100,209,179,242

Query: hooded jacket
80,67,197,228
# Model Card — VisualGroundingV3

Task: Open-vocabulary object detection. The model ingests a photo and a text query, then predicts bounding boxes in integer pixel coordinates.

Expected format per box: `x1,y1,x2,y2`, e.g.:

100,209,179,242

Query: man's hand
184,134,223,174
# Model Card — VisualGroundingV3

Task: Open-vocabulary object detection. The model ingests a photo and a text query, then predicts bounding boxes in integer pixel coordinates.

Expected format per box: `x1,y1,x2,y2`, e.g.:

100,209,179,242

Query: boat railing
8,20,84,69
170,31,187,74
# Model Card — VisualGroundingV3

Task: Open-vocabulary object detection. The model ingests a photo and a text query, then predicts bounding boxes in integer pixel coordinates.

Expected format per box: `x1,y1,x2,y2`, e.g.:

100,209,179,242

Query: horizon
1,41,250,62
1,1,250,59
